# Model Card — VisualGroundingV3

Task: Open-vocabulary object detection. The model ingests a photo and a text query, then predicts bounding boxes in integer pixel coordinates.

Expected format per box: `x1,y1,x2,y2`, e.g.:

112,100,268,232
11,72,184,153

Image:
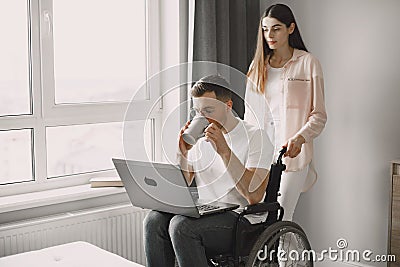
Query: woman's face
261,16,294,50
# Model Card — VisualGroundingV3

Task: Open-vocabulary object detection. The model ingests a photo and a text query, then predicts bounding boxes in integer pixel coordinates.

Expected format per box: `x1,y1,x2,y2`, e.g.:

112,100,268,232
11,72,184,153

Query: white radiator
0,204,149,265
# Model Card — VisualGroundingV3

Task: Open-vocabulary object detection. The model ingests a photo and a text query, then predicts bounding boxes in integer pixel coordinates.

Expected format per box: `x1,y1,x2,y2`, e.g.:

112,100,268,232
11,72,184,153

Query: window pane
0,0,31,116
0,129,33,185
53,0,147,104
46,120,152,178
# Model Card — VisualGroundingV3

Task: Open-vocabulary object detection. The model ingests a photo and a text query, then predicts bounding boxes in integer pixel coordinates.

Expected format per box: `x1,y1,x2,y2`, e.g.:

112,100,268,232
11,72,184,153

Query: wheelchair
207,148,314,267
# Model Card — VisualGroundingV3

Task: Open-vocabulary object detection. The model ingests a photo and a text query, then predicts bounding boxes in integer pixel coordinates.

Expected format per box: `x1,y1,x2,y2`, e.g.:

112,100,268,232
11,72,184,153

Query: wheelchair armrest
240,202,281,216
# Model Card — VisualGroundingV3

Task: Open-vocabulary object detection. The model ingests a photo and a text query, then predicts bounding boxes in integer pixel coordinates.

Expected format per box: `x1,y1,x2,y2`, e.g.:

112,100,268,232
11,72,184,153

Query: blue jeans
143,210,248,267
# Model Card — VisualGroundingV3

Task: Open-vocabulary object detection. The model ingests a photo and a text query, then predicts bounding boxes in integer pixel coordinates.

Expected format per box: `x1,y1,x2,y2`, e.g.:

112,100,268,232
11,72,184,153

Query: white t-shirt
187,119,273,222
265,67,284,159
265,67,283,121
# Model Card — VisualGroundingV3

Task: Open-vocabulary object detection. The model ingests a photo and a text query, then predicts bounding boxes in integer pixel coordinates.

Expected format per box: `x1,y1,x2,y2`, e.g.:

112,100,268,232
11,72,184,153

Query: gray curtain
192,0,260,119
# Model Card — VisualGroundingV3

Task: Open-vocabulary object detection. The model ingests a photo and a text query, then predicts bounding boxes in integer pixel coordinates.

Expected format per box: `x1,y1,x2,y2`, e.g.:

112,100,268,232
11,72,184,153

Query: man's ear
226,99,233,110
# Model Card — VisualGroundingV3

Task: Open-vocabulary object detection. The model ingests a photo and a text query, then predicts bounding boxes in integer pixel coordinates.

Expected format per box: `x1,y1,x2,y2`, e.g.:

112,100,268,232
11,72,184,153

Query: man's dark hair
191,75,232,101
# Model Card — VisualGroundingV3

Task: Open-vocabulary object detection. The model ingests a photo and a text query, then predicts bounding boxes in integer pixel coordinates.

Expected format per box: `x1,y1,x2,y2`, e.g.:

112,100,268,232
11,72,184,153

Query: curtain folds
192,0,260,118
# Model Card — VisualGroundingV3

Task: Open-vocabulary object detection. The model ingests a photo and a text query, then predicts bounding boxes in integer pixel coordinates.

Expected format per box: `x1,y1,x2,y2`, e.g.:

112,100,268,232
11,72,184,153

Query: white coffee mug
182,115,210,145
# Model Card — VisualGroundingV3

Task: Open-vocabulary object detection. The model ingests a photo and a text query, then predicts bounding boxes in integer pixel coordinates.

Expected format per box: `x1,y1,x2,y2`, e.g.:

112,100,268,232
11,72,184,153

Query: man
143,75,273,267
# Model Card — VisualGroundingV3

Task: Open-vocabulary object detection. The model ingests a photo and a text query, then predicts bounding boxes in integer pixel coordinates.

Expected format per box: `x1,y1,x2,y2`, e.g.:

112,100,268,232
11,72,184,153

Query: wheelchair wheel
245,221,313,267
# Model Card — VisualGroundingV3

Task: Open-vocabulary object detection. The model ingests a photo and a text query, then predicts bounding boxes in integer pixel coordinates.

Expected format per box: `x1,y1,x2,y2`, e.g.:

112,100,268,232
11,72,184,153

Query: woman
244,3,327,222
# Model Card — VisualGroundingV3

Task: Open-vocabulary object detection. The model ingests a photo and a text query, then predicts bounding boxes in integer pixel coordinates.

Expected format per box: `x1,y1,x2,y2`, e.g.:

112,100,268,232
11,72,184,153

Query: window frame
0,0,161,197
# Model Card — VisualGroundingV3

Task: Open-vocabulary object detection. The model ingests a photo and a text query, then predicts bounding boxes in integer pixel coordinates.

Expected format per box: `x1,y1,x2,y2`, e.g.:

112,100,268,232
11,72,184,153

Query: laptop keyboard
197,204,220,212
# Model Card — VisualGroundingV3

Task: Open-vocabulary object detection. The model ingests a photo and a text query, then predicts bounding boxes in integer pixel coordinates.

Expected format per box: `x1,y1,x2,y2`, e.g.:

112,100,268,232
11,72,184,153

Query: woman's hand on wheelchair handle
283,134,305,158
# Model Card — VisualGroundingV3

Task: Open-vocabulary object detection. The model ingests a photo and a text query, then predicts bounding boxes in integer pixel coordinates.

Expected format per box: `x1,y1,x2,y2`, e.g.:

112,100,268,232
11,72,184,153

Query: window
46,121,152,178
52,0,147,104
0,129,33,184
0,0,160,196
0,0,31,116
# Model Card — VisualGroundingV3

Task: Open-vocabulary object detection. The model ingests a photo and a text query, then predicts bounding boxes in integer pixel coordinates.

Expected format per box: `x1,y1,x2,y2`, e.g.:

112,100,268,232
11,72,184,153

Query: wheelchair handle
277,147,287,164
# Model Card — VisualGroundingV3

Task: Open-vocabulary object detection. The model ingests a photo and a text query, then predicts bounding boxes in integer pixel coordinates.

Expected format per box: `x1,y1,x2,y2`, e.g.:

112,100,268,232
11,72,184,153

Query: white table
0,241,144,267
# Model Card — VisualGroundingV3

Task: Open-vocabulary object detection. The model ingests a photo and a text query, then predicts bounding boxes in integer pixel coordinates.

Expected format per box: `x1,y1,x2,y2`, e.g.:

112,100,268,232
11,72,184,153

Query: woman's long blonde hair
246,4,308,94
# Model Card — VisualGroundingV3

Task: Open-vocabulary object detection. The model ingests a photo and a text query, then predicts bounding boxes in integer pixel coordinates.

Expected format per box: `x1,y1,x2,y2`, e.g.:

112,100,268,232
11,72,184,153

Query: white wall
260,0,400,266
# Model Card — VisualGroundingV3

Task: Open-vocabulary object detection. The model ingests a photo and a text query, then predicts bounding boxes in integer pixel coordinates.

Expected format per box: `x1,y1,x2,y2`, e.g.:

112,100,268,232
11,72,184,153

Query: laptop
112,158,239,218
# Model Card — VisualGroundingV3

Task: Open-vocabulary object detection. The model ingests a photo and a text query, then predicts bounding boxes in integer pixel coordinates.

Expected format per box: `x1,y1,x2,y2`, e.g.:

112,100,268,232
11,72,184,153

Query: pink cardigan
244,49,327,192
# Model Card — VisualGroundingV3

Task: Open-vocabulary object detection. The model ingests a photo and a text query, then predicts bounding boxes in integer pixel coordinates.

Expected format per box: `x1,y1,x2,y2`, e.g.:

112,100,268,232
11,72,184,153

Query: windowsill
0,184,127,214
